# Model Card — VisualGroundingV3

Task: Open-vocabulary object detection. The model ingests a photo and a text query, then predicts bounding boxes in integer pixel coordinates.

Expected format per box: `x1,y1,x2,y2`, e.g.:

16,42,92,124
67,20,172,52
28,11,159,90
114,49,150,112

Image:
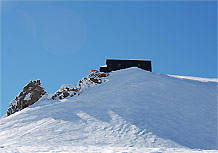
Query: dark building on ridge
100,59,152,72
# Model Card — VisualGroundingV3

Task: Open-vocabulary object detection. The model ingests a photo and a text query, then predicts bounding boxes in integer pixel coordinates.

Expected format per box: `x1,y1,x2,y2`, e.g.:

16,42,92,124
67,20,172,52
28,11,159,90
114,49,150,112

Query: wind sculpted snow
0,68,217,152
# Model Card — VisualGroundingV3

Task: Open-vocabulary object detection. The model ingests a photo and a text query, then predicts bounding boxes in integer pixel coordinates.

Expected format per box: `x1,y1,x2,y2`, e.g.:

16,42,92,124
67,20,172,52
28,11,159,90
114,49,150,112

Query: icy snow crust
0,68,217,152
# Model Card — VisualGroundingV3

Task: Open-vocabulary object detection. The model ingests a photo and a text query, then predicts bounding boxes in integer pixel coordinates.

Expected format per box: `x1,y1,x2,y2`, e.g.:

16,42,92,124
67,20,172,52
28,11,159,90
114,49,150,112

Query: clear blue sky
1,1,217,116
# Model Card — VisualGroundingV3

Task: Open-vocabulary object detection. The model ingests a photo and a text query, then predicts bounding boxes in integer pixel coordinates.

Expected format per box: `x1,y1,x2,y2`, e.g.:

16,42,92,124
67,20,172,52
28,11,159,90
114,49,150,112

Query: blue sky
1,1,217,116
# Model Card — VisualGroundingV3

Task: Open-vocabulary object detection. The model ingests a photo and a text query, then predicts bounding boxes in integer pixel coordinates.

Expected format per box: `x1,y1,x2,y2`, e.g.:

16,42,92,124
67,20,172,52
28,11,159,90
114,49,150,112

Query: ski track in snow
0,68,217,152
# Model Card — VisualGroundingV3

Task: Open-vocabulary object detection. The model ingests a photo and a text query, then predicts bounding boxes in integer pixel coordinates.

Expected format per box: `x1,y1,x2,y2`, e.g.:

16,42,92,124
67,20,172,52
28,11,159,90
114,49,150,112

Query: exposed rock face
52,84,78,100
78,72,110,90
7,80,47,116
6,72,109,116
52,72,110,100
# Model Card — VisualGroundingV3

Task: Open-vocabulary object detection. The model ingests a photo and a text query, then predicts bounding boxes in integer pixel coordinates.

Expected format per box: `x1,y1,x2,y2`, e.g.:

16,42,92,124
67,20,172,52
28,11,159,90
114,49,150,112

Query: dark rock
6,80,47,116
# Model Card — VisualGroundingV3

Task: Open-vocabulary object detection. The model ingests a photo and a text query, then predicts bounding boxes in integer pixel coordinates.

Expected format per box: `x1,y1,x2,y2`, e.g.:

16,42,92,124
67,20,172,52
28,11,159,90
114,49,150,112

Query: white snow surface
168,75,218,82
0,68,217,152
24,92,32,101
100,65,107,67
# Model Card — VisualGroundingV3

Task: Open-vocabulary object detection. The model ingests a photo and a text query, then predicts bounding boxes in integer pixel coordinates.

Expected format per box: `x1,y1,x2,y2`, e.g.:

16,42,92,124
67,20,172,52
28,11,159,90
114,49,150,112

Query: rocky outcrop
52,72,109,100
7,80,47,116
52,84,78,100
78,71,110,90
6,72,109,116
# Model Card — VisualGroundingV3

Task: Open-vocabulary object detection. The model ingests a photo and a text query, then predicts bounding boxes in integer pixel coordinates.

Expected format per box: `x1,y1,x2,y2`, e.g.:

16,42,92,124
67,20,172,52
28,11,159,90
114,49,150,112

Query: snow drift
0,68,217,152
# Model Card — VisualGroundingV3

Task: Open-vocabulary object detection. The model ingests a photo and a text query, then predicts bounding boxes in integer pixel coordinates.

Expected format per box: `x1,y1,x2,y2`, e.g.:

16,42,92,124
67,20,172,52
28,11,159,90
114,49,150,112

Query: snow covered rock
6,80,47,116
52,84,79,100
77,71,109,91
52,71,109,100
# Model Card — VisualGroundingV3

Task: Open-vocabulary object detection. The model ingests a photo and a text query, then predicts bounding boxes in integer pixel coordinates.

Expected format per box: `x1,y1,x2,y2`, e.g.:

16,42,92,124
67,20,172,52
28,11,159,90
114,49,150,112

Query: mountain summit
0,68,217,152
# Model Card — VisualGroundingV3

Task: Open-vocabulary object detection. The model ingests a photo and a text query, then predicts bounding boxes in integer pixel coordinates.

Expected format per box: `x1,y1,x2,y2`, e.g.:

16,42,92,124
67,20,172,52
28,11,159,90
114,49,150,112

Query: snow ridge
0,68,217,152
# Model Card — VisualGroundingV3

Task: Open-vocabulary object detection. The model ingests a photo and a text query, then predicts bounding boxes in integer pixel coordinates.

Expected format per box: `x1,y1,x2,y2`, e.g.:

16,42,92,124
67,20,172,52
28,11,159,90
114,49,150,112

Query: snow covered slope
0,68,217,152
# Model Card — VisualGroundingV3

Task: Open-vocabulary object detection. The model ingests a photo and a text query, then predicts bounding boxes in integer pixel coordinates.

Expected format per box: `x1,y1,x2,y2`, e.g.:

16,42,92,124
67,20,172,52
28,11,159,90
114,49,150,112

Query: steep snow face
0,68,217,152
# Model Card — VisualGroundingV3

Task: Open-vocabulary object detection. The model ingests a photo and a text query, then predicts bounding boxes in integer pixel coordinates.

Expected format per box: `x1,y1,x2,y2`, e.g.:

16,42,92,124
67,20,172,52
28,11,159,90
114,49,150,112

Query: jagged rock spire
6,80,47,116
